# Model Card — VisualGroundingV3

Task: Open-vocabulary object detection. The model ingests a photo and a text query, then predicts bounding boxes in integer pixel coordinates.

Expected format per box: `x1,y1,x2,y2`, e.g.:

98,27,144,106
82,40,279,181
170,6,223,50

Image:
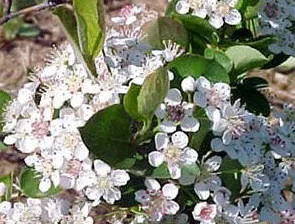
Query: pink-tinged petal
162,183,179,200
148,151,165,167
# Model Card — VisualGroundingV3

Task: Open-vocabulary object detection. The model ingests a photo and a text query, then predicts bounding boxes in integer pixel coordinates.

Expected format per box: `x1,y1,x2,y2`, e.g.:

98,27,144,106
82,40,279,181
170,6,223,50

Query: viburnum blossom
192,202,217,224
135,178,180,221
149,131,198,179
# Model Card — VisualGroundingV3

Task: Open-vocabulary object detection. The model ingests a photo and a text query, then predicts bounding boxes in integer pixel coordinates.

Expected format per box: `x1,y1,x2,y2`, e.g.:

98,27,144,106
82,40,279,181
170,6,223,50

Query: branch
0,1,68,25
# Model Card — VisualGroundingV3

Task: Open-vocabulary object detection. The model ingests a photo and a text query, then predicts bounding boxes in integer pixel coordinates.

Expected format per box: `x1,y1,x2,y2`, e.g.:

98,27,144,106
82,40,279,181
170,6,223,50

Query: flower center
97,176,112,189
264,3,279,18
217,2,230,15
228,116,246,139
63,133,80,150
164,144,183,164
200,207,213,220
166,105,185,122
66,159,82,176
32,121,49,138
65,75,83,93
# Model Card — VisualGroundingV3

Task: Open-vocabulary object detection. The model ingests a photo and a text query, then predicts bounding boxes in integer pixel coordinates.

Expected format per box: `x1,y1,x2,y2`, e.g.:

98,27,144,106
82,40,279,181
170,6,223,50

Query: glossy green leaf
20,168,62,198
179,163,200,186
168,55,230,83
225,45,269,77
18,23,41,38
0,173,13,201
150,164,170,179
137,67,169,118
79,104,136,169
144,17,189,49
123,84,144,121
241,77,268,90
205,48,233,73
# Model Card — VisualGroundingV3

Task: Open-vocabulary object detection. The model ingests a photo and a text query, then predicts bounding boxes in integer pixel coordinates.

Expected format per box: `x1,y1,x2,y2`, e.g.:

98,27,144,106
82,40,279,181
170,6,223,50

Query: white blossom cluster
175,0,242,29
0,196,93,224
1,3,295,224
258,0,295,56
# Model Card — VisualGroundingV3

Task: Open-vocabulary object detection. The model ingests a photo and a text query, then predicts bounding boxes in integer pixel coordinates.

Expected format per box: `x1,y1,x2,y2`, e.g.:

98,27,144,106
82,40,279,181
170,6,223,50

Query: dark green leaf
0,173,13,201
144,17,189,49
18,23,40,38
79,105,136,169
241,77,268,90
171,13,218,43
220,156,242,199
262,53,290,69
205,48,233,73
123,84,144,121
3,17,24,41
225,45,269,77
137,67,169,118
20,168,62,198
168,55,230,83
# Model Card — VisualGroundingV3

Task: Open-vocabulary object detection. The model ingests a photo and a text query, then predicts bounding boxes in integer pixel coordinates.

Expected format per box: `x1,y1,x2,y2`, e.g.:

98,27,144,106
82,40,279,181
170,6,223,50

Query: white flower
193,76,230,110
83,160,130,206
194,156,222,200
60,203,93,224
9,199,42,223
24,151,64,192
149,131,198,179
156,88,200,133
192,202,217,224
135,179,179,221
208,0,241,29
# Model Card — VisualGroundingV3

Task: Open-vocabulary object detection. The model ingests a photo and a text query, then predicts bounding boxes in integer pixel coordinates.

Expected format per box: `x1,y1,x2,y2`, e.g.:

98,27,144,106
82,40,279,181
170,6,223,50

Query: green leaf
3,17,24,41
150,164,170,179
171,13,218,43
79,104,136,169
205,48,233,73
241,77,268,90
262,53,290,69
0,89,11,131
20,168,62,198
225,45,269,78
0,173,13,201
168,55,230,83
123,84,144,121
0,141,7,151
11,0,36,11
55,0,105,76
18,23,41,38
220,156,242,199
137,67,169,118
144,17,189,49
179,163,200,186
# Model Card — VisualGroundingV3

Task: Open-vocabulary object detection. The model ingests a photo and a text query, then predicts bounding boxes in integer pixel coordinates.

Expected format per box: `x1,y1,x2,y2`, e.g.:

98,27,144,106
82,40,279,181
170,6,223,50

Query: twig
0,1,68,25
4,0,12,16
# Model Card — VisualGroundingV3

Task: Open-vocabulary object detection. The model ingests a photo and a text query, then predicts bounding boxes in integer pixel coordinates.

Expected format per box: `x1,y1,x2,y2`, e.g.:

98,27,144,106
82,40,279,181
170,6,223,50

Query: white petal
111,170,130,186
168,164,181,179
195,76,210,92
181,76,196,92
160,120,177,133
175,0,190,14
210,138,225,152
135,190,150,203
224,9,241,25
222,130,233,145
205,156,222,172
180,116,200,132
162,183,179,200
155,104,166,119
163,200,180,215
194,182,210,200
193,92,207,108
171,131,189,148
144,178,161,191
0,183,7,197
75,144,89,161
209,13,224,29
182,147,198,164
3,135,17,145
94,160,111,176
155,132,169,150
206,106,221,122
165,89,182,105
51,171,60,187
212,119,228,133
39,178,51,192
148,151,165,167
70,92,85,108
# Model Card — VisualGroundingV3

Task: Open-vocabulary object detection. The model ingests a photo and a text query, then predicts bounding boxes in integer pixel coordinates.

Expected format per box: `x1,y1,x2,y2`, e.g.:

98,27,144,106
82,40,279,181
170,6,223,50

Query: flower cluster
258,0,295,56
1,2,295,224
175,0,242,29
